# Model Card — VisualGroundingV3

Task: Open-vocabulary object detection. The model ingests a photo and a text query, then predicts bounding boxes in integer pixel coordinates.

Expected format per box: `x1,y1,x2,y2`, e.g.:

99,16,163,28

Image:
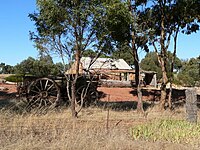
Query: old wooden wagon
17,74,99,109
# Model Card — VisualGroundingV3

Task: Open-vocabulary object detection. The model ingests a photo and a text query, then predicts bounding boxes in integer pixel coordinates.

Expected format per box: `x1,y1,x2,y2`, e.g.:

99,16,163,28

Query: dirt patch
98,87,159,102
0,83,17,93
0,83,17,100
0,83,155,102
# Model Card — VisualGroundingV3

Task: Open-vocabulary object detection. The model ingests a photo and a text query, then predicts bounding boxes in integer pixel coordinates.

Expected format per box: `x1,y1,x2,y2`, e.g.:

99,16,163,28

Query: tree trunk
168,30,179,109
168,83,172,109
71,81,77,117
159,58,168,111
129,0,144,113
158,10,168,111
70,49,81,118
133,50,143,112
137,84,143,112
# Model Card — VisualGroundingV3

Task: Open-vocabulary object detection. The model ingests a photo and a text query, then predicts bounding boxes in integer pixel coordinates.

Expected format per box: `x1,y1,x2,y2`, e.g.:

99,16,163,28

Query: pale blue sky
0,1,199,66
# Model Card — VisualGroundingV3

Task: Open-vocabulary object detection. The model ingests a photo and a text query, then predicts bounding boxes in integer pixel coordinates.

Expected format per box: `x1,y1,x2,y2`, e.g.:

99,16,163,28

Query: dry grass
0,104,199,150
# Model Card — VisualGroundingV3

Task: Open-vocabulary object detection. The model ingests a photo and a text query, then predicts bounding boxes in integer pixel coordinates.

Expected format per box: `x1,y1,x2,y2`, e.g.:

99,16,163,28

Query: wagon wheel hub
39,91,48,98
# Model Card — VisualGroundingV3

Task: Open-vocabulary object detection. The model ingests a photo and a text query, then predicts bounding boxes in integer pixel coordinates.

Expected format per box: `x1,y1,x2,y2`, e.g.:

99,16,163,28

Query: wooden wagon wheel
75,85,98,111
86,88,99,105
27,78,61,108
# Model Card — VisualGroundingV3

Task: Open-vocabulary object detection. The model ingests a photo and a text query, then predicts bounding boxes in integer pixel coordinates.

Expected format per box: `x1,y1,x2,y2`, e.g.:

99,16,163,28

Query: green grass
131,119,200,145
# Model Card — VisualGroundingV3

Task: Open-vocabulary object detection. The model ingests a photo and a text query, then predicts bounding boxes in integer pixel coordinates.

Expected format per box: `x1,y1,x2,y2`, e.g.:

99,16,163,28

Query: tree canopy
14,56,63,77
140,51,182,80
29,0,113,64
177,56,200,86
0,63,14,74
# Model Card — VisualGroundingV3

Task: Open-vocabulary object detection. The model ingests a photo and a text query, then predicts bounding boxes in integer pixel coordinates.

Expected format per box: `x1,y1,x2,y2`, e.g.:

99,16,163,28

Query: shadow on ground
0,91,17,109
95,100,153,111
1,89,199,113
96,89,190,110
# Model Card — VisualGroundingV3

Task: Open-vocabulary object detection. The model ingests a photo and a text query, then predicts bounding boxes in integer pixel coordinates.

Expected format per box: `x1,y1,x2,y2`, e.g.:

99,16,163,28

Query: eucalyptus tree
138,0,200,110
0,63,15,74
29,0,112,117
166,0,200,108
14,57,36,75
177,56,200,87
111,44,135,66
140,51,182,80
105,0,149,112
0,63,6,74
14,56,61,77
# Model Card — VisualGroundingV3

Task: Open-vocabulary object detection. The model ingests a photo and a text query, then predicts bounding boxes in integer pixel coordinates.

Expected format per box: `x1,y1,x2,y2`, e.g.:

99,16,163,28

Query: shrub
5,74,23,83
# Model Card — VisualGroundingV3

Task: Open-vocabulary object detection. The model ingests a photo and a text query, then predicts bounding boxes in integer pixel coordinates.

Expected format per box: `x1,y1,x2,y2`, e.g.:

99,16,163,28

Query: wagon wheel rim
27,78,61,108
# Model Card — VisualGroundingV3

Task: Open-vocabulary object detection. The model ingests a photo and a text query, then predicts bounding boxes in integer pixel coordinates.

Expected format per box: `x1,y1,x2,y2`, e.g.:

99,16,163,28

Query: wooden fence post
185,88,198,123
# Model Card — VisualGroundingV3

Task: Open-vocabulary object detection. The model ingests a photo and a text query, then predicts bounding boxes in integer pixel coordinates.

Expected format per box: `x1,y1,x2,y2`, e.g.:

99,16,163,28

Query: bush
5,74,23,83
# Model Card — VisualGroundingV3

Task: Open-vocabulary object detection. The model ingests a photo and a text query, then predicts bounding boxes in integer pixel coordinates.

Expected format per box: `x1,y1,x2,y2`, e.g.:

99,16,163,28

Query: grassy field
0,101,200,150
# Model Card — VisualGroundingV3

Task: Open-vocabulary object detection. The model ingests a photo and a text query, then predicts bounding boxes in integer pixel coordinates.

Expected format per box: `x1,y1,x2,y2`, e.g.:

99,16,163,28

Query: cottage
66,57,157,87
80,57,135,81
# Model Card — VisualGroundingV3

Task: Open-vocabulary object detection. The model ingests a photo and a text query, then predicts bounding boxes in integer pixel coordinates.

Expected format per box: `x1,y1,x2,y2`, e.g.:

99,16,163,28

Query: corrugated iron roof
81,57,132,70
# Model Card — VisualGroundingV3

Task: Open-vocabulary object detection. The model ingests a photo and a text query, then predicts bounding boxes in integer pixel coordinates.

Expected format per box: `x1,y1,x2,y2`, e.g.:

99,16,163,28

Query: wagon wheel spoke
29,89,40,94
46,84,54,92
26,96,42,109
48,87,58,94
44,80,49,90
35,85,41,92
48,95,58,99
89,90,98,105
90,90,98,100
40,80,43,90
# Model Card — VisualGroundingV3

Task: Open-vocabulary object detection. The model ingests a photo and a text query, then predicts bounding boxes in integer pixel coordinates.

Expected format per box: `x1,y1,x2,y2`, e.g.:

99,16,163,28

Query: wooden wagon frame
17,74,99,109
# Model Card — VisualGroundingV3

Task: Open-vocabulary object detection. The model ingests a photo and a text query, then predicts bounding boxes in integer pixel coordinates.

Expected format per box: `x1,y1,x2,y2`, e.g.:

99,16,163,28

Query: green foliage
140,51,182,80
131,119,200,144
5,74,23,83
29,0,113,62
177,56,200,86
14,56,63,77
140,52,162,79
111,44,134,65
105,0,131,43
138,0,200,92
105,1,150,53
140,0,200,39
0,63,15,74
0,63,5,73
82,49,109,58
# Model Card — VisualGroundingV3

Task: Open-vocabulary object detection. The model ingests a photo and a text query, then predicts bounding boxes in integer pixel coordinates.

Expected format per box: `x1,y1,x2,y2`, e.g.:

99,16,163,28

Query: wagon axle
39,91,48,99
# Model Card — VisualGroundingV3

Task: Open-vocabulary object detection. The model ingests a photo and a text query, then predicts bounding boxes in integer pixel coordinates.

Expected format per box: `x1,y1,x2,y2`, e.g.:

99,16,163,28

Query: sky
0,1,200,66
